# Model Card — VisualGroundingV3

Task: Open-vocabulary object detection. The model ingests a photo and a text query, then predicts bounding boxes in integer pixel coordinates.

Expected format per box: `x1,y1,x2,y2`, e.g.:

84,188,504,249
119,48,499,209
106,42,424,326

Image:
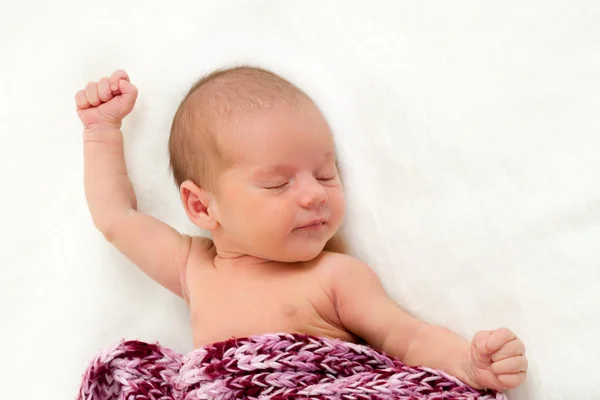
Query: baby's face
212,101,345,262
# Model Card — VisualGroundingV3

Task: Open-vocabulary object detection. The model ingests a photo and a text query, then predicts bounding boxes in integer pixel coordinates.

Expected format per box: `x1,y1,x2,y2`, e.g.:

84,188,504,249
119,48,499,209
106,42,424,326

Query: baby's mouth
294,218,327,231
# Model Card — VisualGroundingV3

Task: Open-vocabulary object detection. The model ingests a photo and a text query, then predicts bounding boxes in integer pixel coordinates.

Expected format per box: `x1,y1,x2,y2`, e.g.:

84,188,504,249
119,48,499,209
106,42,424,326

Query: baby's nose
299,181,327,208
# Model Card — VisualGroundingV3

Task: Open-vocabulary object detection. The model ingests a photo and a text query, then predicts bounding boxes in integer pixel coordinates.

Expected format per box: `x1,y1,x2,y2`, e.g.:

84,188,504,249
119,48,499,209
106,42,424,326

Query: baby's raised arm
75,70,191,297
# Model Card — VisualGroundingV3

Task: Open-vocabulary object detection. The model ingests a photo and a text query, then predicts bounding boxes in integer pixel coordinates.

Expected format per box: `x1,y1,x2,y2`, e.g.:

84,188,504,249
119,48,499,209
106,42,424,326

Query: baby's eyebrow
253,164,292,179
252,153,336,179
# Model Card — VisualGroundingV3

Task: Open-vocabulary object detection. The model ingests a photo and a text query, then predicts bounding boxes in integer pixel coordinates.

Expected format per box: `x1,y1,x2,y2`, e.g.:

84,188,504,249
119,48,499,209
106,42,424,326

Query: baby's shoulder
313,251,374,281
188,236,216,264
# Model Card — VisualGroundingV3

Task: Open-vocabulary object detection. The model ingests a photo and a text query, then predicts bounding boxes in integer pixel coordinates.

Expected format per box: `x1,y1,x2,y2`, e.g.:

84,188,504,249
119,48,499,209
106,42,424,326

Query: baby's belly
189,298,358,348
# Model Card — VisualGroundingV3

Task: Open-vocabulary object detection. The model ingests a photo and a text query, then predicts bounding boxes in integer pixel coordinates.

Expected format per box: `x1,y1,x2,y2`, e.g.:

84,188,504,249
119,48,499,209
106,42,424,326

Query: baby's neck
213,250,276,268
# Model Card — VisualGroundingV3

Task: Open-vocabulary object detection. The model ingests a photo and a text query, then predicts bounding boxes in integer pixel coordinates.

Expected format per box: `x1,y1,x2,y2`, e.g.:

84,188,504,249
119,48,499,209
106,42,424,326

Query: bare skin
75,70,528,392
185,244,360,347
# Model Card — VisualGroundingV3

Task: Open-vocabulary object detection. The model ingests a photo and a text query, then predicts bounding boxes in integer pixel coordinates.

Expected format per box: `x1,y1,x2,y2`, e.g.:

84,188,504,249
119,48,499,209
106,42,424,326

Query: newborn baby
75,67,527,392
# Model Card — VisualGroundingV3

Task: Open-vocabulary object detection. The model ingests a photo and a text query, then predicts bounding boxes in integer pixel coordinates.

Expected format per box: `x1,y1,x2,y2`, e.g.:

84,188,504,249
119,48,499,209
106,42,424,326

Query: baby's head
169,67,345,262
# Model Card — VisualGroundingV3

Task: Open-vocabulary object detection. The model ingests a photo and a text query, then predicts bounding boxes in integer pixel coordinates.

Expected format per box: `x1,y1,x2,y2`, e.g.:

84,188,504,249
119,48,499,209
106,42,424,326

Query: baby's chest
192,276,321,322
186,270,336,343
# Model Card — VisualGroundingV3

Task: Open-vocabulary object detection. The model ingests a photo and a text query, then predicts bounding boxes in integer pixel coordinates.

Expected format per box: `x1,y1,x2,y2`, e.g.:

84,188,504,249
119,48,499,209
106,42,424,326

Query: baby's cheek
273,205,297,234
252,200,288,233
329,191,346,220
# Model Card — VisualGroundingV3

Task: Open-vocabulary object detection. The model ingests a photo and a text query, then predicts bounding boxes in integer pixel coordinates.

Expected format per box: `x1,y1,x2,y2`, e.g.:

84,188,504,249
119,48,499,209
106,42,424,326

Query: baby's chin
264,241,327,263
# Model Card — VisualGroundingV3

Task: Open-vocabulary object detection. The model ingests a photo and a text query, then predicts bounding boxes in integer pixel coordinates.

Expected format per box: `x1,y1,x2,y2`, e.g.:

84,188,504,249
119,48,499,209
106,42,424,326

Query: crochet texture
77,333,507,400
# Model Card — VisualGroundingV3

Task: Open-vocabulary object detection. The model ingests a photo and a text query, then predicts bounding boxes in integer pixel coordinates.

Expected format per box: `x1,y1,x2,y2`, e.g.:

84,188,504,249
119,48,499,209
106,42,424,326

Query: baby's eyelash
263,175,336,191
265,182,289,191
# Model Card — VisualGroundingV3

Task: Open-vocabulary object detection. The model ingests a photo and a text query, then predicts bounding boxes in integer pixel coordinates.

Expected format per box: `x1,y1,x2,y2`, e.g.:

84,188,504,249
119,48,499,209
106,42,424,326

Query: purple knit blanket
77,333,507,399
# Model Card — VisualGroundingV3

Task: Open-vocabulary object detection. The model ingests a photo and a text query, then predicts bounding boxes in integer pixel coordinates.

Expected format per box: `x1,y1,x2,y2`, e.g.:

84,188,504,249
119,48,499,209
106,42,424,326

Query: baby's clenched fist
75,69,138,131
466,327,527,391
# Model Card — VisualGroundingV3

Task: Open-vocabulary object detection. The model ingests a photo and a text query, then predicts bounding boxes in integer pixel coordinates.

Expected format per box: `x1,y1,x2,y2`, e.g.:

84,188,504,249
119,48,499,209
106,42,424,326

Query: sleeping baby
74,67,527,392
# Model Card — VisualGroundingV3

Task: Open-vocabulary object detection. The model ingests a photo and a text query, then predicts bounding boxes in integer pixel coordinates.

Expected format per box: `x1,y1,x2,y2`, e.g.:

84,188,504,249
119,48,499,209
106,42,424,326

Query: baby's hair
168,66,311,192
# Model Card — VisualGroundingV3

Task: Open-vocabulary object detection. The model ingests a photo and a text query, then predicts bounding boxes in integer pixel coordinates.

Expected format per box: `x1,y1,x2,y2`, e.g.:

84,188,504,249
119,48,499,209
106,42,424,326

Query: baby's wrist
451,345,480,389
84,121,122,134
83,125,123,142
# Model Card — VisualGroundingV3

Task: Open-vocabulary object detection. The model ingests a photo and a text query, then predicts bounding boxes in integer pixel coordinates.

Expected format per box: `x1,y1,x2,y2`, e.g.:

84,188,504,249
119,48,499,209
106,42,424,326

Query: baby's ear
180,180,219,231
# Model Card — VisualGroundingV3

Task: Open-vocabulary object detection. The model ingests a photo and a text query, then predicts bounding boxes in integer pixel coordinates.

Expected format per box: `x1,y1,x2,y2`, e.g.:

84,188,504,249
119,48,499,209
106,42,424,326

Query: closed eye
317,173,338,183
264,182,289,190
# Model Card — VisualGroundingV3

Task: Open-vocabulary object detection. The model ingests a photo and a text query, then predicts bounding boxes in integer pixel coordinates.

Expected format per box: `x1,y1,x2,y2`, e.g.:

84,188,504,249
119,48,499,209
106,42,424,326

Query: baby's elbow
91,212,124,243
94,219,116,243
101,227,115,243
92,208,135,243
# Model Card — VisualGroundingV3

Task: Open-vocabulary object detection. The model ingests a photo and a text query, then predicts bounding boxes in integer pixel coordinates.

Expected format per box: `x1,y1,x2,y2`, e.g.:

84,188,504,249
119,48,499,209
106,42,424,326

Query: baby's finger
84,82,100,107
497,372,527,390
118,79,137,94
472,330,492,356
492,339,525,362
75,90,91,109
491,355,528,375
98,77,113,102
110,69,130,91
487,328,516,354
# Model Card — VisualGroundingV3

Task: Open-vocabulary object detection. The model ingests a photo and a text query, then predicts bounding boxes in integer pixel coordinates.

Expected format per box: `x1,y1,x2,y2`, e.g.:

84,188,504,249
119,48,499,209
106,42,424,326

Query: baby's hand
75,69,138,131
467,328,527,391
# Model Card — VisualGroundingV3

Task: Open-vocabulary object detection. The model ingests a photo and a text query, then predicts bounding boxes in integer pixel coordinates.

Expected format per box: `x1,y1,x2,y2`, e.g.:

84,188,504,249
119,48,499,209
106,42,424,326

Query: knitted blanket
77,333,507,400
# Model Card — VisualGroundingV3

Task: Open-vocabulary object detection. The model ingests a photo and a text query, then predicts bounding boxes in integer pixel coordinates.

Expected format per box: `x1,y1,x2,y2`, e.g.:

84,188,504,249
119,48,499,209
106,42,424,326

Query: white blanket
1,1,598,399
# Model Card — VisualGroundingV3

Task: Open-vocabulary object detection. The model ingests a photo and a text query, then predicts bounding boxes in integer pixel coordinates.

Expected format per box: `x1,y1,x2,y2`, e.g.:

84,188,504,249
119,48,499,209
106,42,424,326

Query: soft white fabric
1,1,598,398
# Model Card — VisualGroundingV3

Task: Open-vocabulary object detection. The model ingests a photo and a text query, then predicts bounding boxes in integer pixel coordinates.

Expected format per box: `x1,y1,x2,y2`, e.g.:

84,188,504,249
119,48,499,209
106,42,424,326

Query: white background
1,1,599,399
